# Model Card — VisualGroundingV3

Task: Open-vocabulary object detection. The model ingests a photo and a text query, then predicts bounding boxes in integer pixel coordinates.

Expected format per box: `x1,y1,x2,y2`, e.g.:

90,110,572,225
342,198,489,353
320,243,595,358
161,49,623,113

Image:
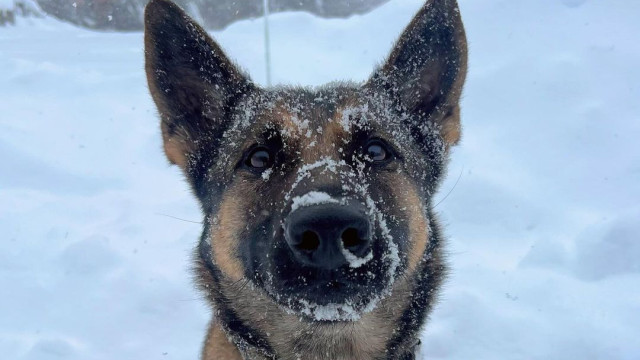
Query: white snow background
1,0,639,359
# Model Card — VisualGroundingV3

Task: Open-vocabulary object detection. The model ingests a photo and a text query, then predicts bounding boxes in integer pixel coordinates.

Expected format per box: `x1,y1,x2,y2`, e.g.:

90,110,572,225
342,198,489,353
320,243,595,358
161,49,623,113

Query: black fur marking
189,90,249,203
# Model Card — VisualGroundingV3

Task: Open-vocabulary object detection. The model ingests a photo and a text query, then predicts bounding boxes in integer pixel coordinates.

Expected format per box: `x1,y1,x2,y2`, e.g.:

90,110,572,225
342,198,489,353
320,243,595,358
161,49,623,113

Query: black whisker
433,165,464,208
156,213,203,224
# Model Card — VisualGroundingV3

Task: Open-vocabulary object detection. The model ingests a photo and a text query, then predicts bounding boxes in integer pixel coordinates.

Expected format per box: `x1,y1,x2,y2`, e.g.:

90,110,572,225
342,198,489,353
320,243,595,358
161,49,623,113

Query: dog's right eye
364,139,393,163
245,147,272,169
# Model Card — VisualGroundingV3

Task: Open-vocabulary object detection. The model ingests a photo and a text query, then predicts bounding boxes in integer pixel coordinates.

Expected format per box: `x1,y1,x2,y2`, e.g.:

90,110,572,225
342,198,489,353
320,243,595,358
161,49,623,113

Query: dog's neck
208,276,423,360
205,311,422,360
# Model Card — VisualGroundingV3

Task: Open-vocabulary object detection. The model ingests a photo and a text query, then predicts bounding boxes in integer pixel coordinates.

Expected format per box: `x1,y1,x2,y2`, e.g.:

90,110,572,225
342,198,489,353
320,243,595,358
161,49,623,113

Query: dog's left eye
246,147,272,169
365,140,390,162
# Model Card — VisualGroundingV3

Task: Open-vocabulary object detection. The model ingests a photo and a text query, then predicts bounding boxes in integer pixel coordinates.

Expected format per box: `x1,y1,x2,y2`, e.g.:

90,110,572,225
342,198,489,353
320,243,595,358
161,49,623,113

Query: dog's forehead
265,86,363,137
239,85,398,142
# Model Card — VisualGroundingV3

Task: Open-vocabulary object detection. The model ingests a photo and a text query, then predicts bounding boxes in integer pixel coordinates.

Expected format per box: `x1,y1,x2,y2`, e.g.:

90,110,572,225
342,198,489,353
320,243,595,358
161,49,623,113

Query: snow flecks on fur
284,157,347,203
204,216,218,246
292,287,382,322
208,83,447,323
338,104,370,133
365,195,400,278
290,191,340,212
297,299,361,322
261,167,273,180
274,148,403,321
340,242,373,268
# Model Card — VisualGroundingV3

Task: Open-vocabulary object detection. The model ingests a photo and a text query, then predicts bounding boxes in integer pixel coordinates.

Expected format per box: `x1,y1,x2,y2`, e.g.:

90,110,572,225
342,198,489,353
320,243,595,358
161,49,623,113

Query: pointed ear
144,0,254,169
367,0,467,146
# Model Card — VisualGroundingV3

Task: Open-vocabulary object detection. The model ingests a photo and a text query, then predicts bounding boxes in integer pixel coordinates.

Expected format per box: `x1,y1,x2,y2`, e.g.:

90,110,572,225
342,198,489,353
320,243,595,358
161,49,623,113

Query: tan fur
442,105,462,146
274,101,305,140
161,127,189,168
202,321,244,360
441,11,468,146
325,109,351,140
384,174,430,272
303,121,343,164
273,101,347,165
209,186,253,282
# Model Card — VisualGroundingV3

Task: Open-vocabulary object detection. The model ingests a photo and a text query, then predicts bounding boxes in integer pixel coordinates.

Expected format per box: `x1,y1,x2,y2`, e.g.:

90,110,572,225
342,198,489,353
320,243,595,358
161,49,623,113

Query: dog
144,0,467,358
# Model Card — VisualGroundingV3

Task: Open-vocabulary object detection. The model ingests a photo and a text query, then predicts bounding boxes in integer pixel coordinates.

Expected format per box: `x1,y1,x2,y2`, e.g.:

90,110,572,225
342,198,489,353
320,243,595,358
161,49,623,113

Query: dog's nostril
298,231,320,252
341,227,363,249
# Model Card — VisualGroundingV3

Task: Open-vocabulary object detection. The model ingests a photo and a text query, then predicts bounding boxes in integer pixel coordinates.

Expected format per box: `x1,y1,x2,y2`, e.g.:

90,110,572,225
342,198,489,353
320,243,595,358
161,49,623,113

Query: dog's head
145,0,466,322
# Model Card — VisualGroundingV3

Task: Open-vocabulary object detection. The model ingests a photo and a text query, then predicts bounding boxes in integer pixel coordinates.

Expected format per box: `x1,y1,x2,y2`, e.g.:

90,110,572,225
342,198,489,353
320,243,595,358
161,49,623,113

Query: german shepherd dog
144,0,467,358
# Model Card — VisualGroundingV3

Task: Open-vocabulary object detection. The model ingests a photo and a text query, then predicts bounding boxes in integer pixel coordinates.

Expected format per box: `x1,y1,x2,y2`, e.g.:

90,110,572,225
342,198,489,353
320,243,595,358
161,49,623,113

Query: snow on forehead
223,86,362,131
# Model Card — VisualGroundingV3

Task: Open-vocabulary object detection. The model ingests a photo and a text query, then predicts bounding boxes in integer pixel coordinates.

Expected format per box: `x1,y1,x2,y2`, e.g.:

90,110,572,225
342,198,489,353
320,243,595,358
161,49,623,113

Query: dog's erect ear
368,0,467,146
144,0,254,169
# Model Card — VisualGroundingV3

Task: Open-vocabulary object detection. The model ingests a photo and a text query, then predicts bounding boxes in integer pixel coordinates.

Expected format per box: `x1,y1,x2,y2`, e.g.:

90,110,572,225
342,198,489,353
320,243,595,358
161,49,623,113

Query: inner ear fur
367,0,468,146
144,0,255,169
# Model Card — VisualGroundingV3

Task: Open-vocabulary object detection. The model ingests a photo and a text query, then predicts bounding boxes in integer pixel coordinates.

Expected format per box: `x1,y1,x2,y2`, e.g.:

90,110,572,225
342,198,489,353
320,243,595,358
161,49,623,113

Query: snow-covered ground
1,0,639,359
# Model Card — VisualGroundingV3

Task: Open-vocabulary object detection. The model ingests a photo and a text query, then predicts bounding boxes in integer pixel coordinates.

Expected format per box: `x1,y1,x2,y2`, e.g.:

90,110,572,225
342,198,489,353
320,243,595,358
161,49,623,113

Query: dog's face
203,86,442,320
145,0,466,323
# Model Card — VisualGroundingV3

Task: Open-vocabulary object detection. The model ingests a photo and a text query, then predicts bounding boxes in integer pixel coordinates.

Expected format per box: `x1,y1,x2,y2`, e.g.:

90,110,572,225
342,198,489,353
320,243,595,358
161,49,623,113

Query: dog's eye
365,141,390,162
246,147,272,169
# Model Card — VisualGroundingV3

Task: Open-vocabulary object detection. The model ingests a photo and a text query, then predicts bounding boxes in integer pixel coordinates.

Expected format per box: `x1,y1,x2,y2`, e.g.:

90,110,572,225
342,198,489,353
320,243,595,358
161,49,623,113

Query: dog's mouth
258,225,398,322
265,257,390,321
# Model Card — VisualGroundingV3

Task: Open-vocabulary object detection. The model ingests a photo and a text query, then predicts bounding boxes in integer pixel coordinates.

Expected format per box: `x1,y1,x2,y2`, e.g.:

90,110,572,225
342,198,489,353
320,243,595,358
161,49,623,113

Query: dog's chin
259,236,396,321
280,289,379,322
265,280,384,322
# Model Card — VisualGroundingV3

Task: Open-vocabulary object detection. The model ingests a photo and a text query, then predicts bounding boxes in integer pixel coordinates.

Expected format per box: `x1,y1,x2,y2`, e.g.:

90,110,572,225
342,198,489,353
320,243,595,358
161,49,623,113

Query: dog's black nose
285,203,371,269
